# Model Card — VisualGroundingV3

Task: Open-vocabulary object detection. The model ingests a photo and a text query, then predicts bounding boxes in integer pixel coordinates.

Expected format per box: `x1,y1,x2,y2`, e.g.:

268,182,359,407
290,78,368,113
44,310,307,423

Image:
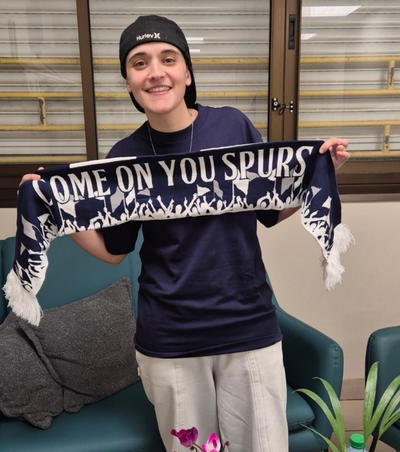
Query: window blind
89,0,270,157
0,0,86,159
299,0,400,158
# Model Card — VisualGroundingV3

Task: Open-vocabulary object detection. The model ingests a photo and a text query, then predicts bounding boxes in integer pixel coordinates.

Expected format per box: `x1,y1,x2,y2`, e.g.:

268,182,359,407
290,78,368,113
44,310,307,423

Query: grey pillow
19,278,139,414
0,312,63,429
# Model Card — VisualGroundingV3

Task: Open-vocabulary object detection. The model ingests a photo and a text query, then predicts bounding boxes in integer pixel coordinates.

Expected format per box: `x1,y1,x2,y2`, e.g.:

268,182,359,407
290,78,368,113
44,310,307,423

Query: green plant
296,362,400,452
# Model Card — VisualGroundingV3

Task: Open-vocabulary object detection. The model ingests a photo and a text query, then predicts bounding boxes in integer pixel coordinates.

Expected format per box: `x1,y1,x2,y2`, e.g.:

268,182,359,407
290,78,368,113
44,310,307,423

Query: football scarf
4,140,354,326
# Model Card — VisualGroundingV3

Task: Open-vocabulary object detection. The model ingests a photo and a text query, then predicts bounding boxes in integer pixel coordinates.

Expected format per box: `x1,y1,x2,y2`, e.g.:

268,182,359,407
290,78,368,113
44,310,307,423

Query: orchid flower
171,427,199,448
202,432,221,452
171,427,229,452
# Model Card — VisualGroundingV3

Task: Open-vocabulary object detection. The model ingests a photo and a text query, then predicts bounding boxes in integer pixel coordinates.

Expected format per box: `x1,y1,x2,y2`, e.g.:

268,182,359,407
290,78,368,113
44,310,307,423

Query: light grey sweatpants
136,341,288,452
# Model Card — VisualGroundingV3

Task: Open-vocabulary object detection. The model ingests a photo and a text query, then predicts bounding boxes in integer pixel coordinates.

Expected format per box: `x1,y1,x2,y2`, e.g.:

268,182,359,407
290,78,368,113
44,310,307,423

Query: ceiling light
301,33,317,41
302,6,361,17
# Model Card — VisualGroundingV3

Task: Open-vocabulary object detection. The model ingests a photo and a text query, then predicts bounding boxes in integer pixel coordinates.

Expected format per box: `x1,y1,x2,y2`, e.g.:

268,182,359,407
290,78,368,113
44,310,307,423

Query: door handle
272,98,294,115
289,14,296,50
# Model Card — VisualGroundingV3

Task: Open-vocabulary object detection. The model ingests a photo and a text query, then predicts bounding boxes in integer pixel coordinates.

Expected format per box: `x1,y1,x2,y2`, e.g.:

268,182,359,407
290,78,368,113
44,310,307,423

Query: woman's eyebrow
127,51,147,64
127,48,182,64
160,49,181,56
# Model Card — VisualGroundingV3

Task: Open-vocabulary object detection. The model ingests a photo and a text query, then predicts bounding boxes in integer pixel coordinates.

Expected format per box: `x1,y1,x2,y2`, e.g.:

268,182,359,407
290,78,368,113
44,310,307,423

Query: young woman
20,15,350,452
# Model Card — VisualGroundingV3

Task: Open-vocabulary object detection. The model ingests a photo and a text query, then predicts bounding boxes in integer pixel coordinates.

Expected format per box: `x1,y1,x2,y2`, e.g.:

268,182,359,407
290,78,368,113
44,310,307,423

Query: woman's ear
126,78,132,93
185,70,192,87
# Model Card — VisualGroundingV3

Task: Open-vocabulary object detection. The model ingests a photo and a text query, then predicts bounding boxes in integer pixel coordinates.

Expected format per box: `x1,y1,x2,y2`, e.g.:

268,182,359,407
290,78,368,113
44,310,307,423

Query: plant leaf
296,378,346,452
385,405,400,427
367,375,400,440
296,388,338,431
363,362,378,440
318,378,346,451
300,424,343,452
380,409,400,439
385,408,400,431
379,388,400,438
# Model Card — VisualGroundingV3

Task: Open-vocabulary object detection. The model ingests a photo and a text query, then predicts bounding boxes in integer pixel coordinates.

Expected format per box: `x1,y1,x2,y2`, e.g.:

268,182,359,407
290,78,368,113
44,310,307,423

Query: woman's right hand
19,167,44,186
18,167,44,195
17,166,126,265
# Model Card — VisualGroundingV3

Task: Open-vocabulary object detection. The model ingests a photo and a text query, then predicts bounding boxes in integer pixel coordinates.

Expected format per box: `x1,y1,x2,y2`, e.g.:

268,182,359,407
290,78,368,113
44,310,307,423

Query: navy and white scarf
4,140,354,326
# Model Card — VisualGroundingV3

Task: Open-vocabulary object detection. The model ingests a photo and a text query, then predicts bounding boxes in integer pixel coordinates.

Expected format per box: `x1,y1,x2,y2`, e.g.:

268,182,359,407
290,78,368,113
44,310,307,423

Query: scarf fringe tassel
322,223,355,291
3,223,354,325
3,270,42,326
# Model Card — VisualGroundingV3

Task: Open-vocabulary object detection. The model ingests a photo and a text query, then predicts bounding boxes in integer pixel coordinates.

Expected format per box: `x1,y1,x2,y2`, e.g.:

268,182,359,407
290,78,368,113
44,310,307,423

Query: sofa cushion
19,278,139,415
0,381,165,452
0,312,64,428
0,278,139,429
286,384,315,432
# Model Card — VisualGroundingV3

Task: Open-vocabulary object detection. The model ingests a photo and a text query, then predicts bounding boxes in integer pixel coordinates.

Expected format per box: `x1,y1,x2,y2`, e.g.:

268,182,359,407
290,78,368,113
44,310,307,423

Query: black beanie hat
119,15,197,113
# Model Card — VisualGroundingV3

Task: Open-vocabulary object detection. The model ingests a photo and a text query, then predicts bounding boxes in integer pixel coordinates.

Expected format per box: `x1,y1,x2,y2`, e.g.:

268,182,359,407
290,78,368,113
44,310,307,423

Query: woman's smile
147,86,171,94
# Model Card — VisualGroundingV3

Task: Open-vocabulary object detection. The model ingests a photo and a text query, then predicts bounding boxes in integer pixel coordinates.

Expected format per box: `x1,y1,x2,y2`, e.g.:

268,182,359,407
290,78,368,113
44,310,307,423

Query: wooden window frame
0,0,97,207
1,0,399,208
268,0,400,199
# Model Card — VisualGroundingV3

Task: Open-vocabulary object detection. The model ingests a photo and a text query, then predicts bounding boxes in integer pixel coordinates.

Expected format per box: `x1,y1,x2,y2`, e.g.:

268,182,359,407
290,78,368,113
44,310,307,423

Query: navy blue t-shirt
103,104,282,358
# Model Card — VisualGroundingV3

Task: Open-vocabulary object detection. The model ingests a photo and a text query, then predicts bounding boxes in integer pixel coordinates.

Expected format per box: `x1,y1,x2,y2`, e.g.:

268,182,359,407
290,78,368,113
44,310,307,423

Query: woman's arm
277,206,300,224
69,230,127,266
19,168,127,265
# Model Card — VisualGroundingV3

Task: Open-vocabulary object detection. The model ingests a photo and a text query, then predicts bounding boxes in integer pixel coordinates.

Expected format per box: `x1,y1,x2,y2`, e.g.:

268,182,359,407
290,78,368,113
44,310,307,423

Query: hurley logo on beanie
137,32,161,41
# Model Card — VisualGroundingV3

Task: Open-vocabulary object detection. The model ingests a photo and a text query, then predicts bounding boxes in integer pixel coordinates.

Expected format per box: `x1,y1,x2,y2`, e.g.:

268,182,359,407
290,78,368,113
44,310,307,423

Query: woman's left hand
319,137,350,171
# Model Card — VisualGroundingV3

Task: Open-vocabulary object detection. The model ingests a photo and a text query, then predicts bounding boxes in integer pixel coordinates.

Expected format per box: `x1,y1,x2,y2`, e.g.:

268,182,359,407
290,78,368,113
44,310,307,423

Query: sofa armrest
274,301,343,436
366,326,400,399
276,304,343,391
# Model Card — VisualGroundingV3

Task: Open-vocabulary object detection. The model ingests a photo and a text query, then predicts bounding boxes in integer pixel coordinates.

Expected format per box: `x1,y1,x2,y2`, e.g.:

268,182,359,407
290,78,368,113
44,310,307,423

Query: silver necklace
147,120,194,155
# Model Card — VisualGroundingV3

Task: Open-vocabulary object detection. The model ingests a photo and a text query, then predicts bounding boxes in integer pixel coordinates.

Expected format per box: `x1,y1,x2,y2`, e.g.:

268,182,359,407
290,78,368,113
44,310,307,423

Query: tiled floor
328,379,395,452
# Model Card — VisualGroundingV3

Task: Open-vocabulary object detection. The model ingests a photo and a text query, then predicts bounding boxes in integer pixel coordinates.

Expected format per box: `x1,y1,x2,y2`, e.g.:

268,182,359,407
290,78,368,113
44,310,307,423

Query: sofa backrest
0,240,6,323
1,232,143,321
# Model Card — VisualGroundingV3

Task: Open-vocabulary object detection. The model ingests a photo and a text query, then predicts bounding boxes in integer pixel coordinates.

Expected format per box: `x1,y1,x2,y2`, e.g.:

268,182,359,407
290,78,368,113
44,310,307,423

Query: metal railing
0,56,399,162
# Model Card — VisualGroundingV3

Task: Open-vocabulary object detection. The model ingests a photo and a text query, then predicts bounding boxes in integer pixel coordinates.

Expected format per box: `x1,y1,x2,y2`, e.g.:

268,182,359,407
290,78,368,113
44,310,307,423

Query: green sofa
0,234,343,452
366,326,400,451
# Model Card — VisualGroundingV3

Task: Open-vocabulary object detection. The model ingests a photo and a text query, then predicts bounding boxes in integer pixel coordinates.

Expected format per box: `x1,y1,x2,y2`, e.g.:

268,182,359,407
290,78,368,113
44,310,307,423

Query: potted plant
296,362,400,452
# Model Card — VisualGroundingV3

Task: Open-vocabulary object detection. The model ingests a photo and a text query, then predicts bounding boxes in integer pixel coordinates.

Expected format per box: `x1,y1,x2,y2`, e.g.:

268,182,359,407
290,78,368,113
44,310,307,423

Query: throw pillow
0,312,63,429
19,278,139,414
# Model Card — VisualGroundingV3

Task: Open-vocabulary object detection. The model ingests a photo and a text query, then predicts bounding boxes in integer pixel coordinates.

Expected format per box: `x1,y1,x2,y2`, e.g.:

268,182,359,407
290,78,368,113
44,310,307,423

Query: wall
1,202,399,381
258,201,400,381
1,208,17,239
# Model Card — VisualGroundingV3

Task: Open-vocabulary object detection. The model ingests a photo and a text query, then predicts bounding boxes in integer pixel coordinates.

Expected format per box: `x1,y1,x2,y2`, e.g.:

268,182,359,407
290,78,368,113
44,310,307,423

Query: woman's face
125,42,192,118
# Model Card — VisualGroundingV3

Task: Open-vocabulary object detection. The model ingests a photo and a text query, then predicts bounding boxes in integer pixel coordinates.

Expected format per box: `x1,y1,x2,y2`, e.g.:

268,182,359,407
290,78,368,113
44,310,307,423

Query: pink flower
202,432,221,452
171,427,199,448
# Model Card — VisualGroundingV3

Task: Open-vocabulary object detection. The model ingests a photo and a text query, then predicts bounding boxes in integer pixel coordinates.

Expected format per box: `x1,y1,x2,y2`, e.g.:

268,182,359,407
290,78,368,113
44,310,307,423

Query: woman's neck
147,106,197,133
